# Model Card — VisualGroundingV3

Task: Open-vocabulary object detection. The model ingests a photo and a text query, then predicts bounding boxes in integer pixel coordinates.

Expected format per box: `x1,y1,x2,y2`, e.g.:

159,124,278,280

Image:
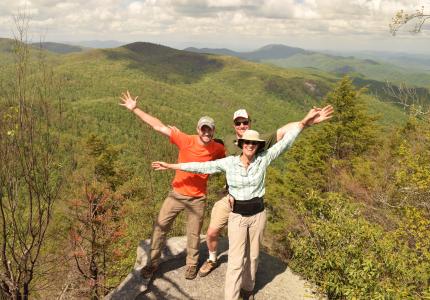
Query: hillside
187,44,430,90
264,52,430,88
0,37,61,65
0,37,14,52
3,40,429,299
0,37,17,64
69,40,125,48
51,42,408,137
186,44,309,61
324,50,430,73
30,41,84,54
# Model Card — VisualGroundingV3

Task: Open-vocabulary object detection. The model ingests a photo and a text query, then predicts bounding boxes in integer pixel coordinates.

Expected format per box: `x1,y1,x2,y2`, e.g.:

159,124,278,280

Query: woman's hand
300,105,334,128
152,161,172,170
311,105,334,124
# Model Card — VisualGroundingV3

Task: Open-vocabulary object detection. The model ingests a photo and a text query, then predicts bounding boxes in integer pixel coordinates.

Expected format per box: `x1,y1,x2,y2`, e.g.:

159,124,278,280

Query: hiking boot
240,289,255,300
198,259,218,277
141,264,158,279
184,265,198,280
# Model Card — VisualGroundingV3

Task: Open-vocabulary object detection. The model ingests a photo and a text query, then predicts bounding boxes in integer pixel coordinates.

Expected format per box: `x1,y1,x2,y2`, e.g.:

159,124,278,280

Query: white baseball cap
233,109,249,120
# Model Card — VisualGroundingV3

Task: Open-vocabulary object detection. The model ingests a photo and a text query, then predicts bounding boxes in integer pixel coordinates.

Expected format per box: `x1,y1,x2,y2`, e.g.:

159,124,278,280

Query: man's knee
207,227,220,239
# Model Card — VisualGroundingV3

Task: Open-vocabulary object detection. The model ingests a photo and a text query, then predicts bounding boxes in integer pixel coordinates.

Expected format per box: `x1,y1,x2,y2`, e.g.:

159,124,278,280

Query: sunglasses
234,120,249,126
243,140,260,145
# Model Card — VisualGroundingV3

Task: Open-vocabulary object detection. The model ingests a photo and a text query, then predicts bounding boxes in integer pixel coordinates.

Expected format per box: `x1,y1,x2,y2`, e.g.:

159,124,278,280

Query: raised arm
276,105,334,141
152,157,230,175
152,161,181,171
264,123,302,163
276,122,302,141
300,105,334,127
120,90,172,137
265,105,334,163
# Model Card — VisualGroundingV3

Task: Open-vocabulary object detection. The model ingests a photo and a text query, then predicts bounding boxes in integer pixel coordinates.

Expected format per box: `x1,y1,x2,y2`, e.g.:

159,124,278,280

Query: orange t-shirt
170,130,226,197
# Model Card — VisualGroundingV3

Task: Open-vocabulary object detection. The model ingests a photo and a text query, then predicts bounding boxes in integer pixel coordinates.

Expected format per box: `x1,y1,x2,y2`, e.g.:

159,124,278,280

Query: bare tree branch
383,81,430,117
0,12,64,300
390,6,430,35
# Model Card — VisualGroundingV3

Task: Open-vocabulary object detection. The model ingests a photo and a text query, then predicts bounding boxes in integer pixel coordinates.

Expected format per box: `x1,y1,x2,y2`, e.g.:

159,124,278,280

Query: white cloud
0,0,427,52
207,0,246,8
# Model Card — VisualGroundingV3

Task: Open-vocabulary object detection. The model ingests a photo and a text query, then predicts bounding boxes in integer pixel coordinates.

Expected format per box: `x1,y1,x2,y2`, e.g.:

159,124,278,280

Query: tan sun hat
237,129,266,149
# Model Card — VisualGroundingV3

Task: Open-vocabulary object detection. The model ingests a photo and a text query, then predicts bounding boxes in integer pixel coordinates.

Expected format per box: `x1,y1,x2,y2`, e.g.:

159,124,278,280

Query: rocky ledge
105,236,324,300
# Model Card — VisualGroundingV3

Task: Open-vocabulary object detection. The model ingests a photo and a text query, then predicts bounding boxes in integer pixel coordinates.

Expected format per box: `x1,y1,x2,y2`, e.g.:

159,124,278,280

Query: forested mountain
264,52,430,88
1,38,429,299
69,40,125,49
186,43,310,60
324,50,430,73
188,44,430,88
30,41,84,53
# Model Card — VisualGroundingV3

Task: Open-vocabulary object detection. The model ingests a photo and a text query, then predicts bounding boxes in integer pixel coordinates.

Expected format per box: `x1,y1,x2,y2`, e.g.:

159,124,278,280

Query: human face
197,125,214,145
234,117,250,138
242,140,259,158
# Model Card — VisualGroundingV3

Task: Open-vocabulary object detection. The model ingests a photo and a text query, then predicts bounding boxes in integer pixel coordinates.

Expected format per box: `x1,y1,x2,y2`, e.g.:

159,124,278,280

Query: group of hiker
120,90,333,300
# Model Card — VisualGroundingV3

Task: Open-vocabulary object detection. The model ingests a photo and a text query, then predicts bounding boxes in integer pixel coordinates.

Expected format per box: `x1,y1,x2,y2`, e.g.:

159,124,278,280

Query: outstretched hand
312,105,334,124
119,90,138,111
168,125,180,132
301,105,334,127
152,161,170,171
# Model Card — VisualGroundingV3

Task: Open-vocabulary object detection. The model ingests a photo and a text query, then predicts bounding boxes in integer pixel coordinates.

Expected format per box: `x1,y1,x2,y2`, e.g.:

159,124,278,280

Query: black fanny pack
233,197,264,216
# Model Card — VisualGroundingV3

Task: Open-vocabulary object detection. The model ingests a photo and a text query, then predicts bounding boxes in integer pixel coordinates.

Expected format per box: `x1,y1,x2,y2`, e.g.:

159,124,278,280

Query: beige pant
149,190,206,267
208,196,231,230
224,210,267,300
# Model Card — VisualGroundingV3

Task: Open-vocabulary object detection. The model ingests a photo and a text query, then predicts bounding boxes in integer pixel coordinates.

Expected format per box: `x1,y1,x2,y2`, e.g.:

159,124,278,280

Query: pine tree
325,76,377,160
278,76,378,200
266,76,379,258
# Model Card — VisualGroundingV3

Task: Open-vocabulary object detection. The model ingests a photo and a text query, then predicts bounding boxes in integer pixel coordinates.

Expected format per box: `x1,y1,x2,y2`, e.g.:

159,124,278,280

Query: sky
0,0,429,53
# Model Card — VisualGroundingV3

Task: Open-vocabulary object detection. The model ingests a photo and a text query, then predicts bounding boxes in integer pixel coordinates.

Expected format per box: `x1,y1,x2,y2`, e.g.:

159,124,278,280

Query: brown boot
184,264,198,280
141,264,158,279
198,259,218,277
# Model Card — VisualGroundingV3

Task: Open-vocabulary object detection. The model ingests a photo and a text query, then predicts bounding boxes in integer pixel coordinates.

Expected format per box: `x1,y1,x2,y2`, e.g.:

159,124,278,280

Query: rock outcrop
106,236,324,300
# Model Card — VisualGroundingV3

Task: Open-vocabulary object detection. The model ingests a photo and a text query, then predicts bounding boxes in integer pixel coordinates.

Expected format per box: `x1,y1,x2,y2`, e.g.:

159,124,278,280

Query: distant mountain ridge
186,44,310,61
323,49,430,72
186,43,430,88
68,40,126,49
30,42,83,54
0,38,83,55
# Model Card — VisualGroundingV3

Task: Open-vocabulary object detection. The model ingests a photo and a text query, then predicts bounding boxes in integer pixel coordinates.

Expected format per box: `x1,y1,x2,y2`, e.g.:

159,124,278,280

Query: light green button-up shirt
179,124,302,201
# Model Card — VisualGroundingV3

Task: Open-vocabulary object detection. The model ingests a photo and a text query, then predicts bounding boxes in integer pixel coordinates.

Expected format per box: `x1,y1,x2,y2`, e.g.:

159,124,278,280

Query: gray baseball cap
197,116,215,130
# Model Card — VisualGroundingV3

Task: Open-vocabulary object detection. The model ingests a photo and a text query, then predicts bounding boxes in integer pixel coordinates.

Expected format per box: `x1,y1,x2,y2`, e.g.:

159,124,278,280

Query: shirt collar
234,154,260,167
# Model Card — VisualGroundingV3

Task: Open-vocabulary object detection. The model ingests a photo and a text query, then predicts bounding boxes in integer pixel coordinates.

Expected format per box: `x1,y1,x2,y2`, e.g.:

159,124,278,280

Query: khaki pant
149,190,206,267
208,195,231,230
224,210,267,300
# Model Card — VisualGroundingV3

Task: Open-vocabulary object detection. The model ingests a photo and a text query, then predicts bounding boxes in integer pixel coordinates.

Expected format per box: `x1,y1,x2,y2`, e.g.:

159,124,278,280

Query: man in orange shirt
120,91,226,280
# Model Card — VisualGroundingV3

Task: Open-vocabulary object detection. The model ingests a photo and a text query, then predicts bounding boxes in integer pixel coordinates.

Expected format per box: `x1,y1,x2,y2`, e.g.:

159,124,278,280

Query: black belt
232,196,264,216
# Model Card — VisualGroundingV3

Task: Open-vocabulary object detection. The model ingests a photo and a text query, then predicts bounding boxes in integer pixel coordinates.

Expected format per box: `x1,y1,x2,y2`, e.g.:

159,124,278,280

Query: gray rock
105,236,324,300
